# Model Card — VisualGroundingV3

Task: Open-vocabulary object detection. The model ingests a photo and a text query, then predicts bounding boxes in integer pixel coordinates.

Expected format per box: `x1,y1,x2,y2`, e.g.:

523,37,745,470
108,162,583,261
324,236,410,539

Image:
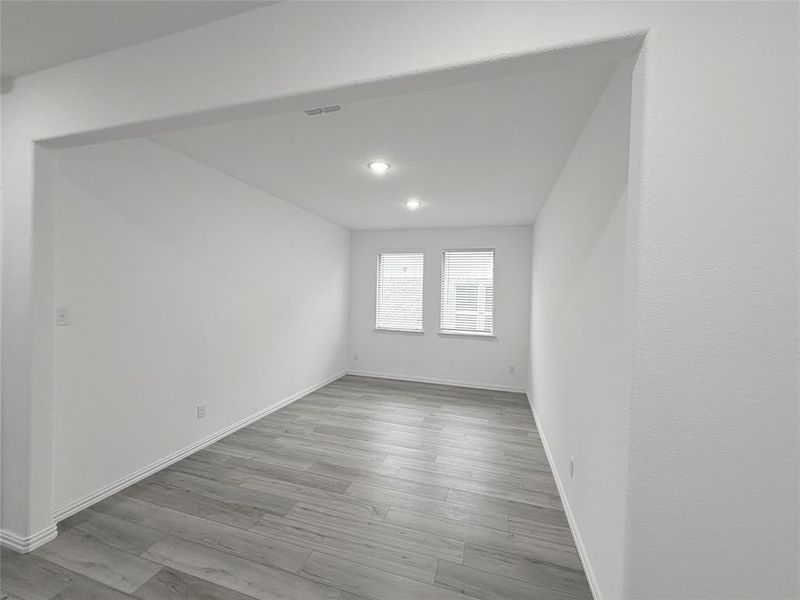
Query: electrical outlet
56,306,71,326
508,366,515,374
569,456,575,479
353,353,359,361
197,404,206,419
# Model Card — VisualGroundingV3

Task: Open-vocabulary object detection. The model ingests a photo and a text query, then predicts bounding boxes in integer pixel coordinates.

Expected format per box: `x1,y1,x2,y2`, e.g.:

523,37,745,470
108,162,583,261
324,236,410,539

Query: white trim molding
0,524,58,553
527,393,602,600
51,371,346,523
347,370,525,393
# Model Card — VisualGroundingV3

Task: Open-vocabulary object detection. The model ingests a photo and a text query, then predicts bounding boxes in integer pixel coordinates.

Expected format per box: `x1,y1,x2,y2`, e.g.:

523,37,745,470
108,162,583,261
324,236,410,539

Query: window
440,249,494,336
376,252,424,332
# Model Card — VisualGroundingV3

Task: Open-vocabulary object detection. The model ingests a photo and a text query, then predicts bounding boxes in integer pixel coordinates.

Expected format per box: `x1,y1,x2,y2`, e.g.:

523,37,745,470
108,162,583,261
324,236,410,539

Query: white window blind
440,249,494,335
376,252,424,332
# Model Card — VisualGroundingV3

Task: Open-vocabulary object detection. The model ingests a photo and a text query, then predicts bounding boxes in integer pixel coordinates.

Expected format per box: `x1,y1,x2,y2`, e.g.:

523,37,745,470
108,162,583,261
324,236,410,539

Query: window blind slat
376,252,424,331
440,249,494,335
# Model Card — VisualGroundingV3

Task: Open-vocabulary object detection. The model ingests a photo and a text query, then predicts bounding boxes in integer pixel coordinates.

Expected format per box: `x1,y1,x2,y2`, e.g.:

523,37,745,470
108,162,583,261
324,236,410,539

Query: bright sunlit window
376,252,424,332
440,249,494,336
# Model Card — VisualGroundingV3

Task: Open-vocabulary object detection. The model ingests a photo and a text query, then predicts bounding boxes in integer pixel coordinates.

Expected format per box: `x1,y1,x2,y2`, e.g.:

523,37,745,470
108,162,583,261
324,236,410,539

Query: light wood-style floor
1,375,591,600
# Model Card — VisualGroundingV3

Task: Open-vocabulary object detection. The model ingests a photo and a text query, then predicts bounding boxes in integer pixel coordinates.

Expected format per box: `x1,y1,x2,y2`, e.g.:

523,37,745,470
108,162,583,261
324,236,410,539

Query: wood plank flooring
1,375,591,600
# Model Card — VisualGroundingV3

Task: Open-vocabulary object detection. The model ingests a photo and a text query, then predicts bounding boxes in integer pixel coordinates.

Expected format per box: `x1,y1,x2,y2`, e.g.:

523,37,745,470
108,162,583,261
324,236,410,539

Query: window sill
438,330,496,339
374,328,424,335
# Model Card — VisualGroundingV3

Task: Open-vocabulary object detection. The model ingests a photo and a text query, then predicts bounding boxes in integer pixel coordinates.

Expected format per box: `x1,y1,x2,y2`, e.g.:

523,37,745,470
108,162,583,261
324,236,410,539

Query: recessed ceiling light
367,161,391,173
405,198,422,210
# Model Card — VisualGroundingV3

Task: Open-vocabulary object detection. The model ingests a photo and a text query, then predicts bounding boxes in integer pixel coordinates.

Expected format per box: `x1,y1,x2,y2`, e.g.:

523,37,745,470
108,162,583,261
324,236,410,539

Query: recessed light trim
367,161,391,173
405,198,422,210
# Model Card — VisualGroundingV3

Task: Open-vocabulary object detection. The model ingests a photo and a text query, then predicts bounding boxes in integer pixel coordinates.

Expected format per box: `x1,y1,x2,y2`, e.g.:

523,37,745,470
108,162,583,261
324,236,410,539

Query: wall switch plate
56,306,71,326
197,404,206,419
569,456,575,479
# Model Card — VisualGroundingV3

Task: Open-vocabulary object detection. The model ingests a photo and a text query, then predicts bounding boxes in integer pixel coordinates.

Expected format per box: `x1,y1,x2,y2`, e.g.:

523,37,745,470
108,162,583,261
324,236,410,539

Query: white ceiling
152,61,616,230
1,1,275,80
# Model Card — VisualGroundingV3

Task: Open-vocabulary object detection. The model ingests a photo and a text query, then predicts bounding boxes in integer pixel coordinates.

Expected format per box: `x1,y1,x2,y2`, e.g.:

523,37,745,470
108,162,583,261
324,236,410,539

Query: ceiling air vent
304,104,342,116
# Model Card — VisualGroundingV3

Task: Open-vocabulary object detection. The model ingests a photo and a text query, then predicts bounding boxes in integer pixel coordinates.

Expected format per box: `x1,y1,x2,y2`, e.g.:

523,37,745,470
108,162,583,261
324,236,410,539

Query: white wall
52,138,349,513
622,8,797,598
530,60,633,600
349,227,531,391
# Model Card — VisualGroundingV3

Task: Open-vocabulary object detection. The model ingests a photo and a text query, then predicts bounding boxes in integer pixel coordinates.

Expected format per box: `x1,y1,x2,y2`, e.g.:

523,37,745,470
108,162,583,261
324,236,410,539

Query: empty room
0,2,797,600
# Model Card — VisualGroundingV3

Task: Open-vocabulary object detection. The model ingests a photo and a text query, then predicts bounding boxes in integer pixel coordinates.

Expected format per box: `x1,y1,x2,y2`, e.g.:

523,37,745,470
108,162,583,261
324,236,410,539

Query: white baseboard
0,524,58,553
51,370,346,523
527,393,602,600
346,369,526,393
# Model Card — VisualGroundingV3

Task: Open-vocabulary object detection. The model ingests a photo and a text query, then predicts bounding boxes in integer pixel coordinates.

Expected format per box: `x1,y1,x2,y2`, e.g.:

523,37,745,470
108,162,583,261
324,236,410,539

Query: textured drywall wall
530,60,633,600
349,227,532,391
52,138,349,512
622,6,798,598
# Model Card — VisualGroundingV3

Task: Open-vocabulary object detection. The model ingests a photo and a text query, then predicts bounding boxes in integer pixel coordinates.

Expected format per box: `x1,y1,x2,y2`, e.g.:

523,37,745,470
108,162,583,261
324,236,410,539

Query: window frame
439,247,496,338
374,249,425,334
